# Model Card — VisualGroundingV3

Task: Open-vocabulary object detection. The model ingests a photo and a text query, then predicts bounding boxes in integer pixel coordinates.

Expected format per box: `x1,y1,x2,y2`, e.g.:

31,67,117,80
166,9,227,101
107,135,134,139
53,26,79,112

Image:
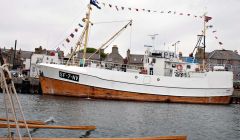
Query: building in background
105,45,123,64
126,49,144,67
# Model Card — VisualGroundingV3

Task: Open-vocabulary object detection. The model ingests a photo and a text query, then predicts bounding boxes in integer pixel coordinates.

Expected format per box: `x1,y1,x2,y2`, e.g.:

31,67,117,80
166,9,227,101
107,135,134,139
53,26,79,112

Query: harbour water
0,94,239,140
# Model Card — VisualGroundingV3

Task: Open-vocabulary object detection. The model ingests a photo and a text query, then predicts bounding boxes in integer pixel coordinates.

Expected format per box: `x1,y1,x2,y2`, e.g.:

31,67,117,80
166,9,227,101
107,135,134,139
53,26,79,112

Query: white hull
37,63,233,98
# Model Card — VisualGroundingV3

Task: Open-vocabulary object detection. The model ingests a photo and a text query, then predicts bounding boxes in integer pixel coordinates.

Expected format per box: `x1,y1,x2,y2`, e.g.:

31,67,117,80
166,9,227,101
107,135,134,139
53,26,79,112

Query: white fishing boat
37,2,233,104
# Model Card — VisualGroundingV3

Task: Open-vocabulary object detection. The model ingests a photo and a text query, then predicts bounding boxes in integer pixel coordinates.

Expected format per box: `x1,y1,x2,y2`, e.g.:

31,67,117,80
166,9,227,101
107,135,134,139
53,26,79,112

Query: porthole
135,76,138,79
157,78,160,81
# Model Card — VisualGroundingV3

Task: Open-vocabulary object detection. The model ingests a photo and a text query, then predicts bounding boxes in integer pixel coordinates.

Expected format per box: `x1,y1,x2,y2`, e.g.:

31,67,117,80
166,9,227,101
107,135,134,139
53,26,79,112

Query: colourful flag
70,33,74,38
66,38,70,43
90,0,101,9
56,47,60,52
115,6,119,11
204,16,212,22
78,23,83,27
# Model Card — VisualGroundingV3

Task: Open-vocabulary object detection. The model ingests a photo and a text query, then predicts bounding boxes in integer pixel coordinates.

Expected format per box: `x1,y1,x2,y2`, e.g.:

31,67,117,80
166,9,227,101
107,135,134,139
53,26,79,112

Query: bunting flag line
100,2,209,21
64,22,84,43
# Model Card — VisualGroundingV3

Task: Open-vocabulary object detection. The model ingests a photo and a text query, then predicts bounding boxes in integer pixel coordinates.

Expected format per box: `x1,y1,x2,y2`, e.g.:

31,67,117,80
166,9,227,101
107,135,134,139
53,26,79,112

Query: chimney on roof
112,45,119,54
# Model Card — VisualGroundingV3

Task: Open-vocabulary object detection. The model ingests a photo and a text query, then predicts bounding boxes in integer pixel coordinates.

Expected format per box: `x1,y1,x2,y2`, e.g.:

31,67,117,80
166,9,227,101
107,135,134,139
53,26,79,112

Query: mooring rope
0,64,32,140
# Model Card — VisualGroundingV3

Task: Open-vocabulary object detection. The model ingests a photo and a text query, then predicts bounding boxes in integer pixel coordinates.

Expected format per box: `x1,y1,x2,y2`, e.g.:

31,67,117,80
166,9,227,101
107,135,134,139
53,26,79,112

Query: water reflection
0,94,239,140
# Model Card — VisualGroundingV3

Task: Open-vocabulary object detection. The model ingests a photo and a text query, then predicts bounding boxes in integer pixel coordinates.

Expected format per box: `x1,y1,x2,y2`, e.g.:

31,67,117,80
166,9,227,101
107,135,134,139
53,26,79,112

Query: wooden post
0,123,96,131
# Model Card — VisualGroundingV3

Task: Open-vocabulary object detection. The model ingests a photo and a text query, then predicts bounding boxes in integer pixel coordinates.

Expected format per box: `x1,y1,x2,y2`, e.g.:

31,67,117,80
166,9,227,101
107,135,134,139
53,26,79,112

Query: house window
217,59,223,64
152,58,156,63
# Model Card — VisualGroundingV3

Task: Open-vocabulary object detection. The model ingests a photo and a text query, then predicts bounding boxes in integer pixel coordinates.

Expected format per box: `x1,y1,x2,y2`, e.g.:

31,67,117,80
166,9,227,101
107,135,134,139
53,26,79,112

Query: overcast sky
0,0,240,57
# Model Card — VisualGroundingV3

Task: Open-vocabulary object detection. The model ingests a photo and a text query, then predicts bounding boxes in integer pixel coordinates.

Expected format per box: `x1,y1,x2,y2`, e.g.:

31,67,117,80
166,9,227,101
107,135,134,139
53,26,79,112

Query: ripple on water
0,94,239,140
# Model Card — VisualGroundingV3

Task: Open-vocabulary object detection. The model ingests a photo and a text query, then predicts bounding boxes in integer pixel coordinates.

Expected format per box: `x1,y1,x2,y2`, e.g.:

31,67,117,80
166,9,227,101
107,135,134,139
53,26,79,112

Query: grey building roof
77,52,100,60
21,50,33,59
128,54,144,64
208,50,240,60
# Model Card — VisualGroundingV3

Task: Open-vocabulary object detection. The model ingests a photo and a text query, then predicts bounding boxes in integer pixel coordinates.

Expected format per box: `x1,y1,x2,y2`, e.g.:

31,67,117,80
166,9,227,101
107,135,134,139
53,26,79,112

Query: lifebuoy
176,64,183,71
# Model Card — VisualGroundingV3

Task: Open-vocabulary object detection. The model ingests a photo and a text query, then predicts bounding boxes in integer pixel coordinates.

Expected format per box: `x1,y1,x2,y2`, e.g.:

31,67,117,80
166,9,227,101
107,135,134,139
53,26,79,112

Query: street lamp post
172,41,180,57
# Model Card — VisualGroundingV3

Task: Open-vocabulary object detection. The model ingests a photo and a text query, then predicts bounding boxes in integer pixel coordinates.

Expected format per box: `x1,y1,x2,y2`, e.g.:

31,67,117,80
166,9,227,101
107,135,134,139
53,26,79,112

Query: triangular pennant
115,5,119,11
70,33,74,38
78,23,83,27
66,38,70,43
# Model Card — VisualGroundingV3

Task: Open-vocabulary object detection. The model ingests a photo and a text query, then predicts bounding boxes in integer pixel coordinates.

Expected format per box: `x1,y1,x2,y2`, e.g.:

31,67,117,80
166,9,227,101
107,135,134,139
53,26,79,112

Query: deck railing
61,59,143,73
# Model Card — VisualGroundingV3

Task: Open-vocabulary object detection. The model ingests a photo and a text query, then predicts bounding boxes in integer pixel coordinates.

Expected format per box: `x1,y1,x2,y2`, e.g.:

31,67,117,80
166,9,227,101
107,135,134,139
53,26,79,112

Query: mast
202,13,208,69
82,4,92,66
66,4,91,66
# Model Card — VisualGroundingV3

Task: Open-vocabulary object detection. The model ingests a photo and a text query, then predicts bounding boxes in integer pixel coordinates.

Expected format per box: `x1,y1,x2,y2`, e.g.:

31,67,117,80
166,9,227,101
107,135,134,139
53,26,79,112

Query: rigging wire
93,19,132,25
129,21,133,50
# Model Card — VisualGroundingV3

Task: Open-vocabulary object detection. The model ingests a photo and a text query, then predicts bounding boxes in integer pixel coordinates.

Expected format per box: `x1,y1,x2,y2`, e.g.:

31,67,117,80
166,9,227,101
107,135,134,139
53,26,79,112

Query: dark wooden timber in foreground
0,118,46,125
0,136,187,140
0,123,96,131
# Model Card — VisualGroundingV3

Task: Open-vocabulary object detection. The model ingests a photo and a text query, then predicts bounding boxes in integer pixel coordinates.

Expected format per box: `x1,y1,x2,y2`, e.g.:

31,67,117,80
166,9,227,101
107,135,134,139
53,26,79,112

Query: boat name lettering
59,71,79,82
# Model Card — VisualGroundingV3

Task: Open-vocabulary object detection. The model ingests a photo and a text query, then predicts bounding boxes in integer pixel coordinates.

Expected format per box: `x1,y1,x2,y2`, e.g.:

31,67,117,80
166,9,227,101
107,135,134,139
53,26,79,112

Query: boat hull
39,76,231,104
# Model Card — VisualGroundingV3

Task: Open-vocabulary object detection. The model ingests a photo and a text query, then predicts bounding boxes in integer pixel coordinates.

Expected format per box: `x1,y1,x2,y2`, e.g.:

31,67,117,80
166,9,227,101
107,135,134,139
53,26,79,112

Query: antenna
148,34,158,49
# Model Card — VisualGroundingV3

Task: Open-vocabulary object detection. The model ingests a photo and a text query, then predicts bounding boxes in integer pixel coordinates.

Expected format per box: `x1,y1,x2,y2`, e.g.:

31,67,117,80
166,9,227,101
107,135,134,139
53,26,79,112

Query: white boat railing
61,59,144,73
